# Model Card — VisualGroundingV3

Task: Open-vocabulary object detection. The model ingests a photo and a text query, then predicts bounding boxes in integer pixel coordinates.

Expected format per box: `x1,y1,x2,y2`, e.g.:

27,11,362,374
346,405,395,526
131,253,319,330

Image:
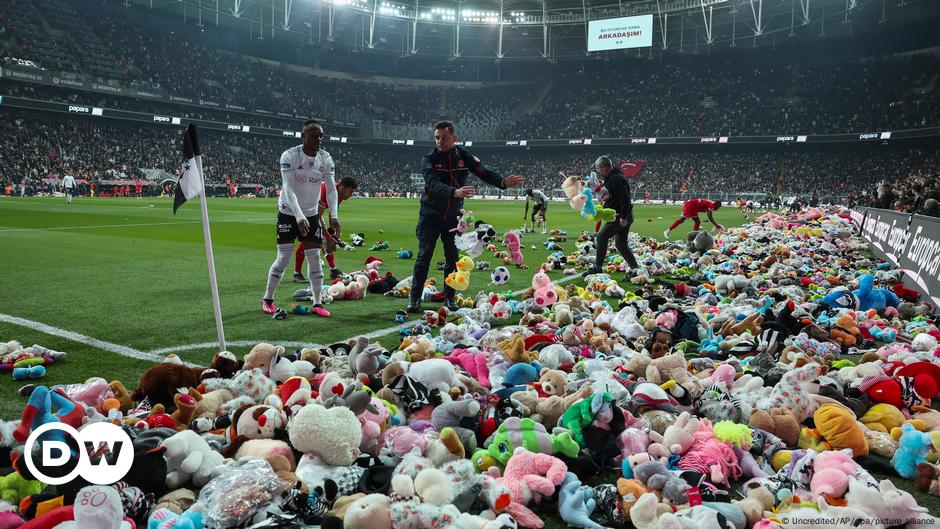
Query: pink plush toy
504,231,525,268
359,397,391,454
489,447,567,529
676,419,742,486
380,426,431,457
532,271,557,308
445,348,491,388
708,364,737,393
810,449,858,499
655,310,677,330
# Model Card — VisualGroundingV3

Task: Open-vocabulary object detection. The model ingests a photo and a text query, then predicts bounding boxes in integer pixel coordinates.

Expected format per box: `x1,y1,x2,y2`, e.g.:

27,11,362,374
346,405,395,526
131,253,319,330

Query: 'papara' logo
68,106,90,113
24,422,133,485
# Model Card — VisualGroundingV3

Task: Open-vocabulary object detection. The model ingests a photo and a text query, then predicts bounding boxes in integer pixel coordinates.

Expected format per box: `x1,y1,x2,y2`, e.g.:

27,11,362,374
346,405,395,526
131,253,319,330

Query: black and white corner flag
173,123,204,215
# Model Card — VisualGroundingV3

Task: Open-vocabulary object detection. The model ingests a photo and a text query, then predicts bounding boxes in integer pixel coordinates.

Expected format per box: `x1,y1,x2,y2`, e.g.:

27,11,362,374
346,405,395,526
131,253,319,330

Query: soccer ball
491,266,511,285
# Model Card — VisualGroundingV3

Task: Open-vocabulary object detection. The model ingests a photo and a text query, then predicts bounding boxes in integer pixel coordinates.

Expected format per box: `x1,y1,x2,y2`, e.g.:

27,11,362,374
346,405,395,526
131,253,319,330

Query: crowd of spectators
3,111,938,208
2,0,938,142
849,152,940,217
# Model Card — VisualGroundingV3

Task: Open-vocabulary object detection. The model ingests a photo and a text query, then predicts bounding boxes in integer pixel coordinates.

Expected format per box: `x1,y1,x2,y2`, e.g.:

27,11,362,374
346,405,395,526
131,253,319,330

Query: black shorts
532,202,547,220
276,211,323,246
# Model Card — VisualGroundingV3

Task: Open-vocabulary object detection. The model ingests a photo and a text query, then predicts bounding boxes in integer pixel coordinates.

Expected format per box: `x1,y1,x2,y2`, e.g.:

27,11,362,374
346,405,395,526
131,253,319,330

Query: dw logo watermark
24,422,134,485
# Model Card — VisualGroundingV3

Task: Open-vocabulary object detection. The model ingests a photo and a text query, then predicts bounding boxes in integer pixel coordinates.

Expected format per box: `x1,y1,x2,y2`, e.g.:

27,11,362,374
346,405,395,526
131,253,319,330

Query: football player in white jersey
62,173,76,204
261,120,340,318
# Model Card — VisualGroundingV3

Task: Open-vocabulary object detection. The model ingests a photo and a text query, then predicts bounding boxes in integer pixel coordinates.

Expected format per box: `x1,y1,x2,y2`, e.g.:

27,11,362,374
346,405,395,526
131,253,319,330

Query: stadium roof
116,0,940,62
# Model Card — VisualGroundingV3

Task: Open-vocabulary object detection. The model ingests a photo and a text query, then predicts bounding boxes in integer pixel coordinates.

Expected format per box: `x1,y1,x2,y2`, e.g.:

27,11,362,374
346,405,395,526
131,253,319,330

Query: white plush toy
161,429,226,488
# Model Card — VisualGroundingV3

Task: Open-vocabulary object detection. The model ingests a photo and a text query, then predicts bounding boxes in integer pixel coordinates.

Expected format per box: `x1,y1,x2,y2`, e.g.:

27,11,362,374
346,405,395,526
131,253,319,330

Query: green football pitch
2,196,937,524
0,196,742,418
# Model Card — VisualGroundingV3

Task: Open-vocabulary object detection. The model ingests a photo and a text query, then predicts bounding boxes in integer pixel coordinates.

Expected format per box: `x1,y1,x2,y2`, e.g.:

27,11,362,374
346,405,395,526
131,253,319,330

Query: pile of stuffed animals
1,204,939,529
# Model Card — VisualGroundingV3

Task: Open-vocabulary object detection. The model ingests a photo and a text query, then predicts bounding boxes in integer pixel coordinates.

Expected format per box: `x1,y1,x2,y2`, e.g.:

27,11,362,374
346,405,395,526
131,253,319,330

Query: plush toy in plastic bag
198,458,291,528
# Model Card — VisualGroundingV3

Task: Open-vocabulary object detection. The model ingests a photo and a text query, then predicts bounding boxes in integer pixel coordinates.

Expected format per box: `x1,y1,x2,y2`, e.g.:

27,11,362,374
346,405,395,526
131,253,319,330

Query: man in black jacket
406,121,525,314
584,156,640,277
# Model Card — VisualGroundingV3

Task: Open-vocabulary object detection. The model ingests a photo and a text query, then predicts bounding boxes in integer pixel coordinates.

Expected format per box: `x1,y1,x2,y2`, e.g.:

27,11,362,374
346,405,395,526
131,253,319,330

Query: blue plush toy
580,188,597,218
502,361,542,387
853,273,900,312
148,508,203,529
559,472,606,529
397,249,414,259
819,286,858,311
891,422,933,479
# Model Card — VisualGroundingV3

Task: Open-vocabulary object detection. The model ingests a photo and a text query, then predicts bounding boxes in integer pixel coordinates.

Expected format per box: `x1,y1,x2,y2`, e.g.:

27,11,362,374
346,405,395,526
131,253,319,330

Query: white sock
305,248,323,305
264,243,294,300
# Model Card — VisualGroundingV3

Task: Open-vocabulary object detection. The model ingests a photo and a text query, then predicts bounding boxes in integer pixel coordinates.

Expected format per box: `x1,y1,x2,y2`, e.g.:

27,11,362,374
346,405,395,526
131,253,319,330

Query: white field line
0,313,201,367
148,340,321,355
0,217,269,233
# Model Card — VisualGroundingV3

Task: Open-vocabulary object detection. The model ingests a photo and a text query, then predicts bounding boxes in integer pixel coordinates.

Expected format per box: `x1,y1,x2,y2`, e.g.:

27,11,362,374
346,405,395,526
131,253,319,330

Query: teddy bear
829,314,860,348
532,368,567,398
629,492,683,529
131,361,208,407
732,483,775,527
511,384,593,429
497,334,539,364
748,407,799,447
161,429,227,488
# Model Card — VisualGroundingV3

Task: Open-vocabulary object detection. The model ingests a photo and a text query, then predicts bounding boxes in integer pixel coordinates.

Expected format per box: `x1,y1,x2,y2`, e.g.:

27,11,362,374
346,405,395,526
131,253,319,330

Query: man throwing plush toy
405,120,525,315
664,198,724,240
261,120,340,319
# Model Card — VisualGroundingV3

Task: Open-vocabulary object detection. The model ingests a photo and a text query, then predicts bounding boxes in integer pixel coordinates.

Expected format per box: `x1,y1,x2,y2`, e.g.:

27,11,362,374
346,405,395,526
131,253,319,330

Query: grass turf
2,196,938,522
0,196,739,416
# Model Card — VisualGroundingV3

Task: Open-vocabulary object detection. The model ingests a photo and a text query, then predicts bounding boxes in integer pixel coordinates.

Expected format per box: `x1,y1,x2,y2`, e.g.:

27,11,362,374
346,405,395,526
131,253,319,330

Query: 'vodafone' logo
24,422,133,485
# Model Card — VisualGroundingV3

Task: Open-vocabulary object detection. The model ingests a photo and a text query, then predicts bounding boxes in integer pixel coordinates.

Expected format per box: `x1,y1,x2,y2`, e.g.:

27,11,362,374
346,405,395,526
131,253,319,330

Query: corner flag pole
193,155,226,352
174,123,226,353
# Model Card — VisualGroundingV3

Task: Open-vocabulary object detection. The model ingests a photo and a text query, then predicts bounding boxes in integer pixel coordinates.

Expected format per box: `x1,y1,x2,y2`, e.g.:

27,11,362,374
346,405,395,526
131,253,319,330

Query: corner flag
174,124,203,214
171,123,226,352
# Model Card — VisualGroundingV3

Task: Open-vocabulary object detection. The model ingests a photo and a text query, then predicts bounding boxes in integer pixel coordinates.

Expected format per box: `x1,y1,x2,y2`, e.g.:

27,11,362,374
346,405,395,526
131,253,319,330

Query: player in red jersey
664,198,724,239
294,177,358,282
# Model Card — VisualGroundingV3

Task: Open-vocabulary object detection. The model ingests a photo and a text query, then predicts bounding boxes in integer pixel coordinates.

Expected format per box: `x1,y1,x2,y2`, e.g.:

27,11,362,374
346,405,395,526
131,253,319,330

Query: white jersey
62,175,76,188
530,189,549,206
278,145,338,222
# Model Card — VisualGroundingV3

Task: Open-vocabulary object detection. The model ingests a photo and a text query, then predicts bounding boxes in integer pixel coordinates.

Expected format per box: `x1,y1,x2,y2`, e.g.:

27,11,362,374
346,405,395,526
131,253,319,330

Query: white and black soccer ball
491,266,511,285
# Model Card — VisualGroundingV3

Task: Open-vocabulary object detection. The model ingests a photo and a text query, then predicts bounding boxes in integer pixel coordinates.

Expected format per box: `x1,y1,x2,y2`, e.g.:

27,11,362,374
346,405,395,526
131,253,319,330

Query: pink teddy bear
504,231,526,269
532,270,557,308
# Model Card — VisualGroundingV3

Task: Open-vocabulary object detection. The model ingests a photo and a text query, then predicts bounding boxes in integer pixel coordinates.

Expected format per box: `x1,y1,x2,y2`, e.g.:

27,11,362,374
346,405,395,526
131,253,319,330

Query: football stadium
1,0,940,527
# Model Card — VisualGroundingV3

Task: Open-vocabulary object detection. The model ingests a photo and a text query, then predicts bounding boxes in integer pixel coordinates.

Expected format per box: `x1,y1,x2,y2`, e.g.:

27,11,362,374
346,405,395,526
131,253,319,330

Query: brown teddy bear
749,408,800,447
497,334,539,363
109,380,135,412
266,454,308,492
733,483,776,526
132,362,207,407
511,383,593,428
829,314,860,348
241,343,284,376
535,368,567,397
642,352,706,400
